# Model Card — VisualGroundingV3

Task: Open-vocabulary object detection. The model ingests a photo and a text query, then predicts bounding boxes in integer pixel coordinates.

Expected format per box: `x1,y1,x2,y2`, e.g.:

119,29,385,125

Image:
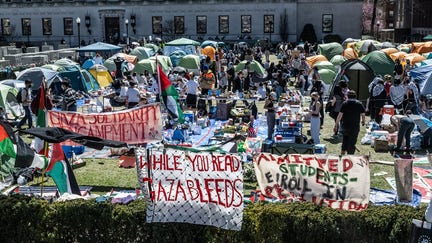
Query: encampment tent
408,65,432,95
88,64,113,88
0,83,23,119
58,66,100,93
76,42,122,55
361,51,395,77
318,42,343,61
16,67,60,91
330,59,375,103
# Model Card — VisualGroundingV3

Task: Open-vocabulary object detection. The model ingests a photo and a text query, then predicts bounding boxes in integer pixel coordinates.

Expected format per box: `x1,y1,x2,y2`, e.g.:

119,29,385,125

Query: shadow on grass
323,137,341,145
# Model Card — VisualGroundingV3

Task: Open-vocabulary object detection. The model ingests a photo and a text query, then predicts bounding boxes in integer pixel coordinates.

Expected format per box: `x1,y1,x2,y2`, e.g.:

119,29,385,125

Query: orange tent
202,46,216,61
390,51,407,61
404,53,426,65
411,42,432,54
342,48,358,60
306,55,328,68
380,48,399,57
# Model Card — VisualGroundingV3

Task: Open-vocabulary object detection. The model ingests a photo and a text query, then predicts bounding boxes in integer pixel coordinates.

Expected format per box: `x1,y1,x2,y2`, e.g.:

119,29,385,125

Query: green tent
149,55,172,73
361,51,395,77
58,66,100,93
234,60,266,76
132,59,157,74
129,47,154,60
165,38,200,46
178,54,200,70
0,83,22,119
318,42,343,61
318,69,336,84
330,55,347,66
313,61,336,72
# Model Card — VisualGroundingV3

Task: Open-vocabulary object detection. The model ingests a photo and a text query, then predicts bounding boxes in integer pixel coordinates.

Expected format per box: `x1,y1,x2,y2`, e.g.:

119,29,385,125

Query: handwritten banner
254,153,370,211
137,147,243,231
48,104,162,144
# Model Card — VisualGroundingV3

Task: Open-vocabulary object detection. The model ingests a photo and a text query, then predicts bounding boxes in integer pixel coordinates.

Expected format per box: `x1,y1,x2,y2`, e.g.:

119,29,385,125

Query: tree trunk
370,0,378,36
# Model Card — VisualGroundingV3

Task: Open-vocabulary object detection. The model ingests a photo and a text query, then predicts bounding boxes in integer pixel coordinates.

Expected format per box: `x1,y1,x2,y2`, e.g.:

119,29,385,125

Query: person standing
370,78,387,124
390,110,415,152
264,92,277,141
335,90,366,155
16,79,33,130
329,85,345,138
61,78,78,112
185,72,199,108
309,92,321,144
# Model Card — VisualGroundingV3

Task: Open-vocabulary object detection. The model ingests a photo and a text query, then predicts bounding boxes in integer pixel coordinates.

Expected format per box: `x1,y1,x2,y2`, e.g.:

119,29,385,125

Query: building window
322,14,333,33
152,16,162,35
42,18,52,35
219,15,229,34
389,10,394,17
64,18,73,35
241,15,251,33
22,18,31,36
196,16,207,34
1,18,11,36
264,15,274,33
174,16,184,34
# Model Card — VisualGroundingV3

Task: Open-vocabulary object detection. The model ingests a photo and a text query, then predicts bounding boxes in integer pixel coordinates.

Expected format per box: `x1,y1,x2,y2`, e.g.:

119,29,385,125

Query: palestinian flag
157,65,184,123
33,81,50,156
46,143,80,195
0,121,45,180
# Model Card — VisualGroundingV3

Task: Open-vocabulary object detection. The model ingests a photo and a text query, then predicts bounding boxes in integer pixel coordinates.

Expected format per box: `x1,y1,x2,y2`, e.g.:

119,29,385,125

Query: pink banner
48,104,162,144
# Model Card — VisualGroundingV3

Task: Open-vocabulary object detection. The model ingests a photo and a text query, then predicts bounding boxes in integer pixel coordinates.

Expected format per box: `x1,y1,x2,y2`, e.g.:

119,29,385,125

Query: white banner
254,153,370,211
137,148,244,230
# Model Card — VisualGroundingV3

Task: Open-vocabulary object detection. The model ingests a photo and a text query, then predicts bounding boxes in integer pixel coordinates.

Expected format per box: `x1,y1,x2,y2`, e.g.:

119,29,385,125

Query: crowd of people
5,39,432,156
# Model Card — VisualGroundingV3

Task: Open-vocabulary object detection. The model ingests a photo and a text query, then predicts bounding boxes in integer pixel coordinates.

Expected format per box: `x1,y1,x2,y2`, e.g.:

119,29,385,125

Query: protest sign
254,153,370,211
136,147,243,230
48,104,162,144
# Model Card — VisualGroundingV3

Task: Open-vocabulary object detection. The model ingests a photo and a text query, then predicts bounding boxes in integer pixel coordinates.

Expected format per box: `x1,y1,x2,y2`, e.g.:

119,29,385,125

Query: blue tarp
409,64,432,95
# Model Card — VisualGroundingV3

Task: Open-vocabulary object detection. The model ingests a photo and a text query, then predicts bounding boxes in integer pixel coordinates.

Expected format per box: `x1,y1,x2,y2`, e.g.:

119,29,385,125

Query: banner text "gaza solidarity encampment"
48,104,162,144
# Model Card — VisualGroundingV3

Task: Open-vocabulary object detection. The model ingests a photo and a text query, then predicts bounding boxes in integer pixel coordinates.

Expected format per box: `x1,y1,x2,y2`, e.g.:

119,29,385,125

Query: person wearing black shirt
335,90,366,155
264,92,277,141
114,56,124,79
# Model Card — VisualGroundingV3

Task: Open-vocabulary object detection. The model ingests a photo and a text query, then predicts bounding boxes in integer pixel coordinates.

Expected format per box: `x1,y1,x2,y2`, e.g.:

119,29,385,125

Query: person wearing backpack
16,79,33,130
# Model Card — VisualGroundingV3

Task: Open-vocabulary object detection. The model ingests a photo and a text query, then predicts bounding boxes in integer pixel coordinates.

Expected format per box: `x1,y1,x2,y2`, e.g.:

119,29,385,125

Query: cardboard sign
254,153,370,211
137,148,243,230
48,104,162,144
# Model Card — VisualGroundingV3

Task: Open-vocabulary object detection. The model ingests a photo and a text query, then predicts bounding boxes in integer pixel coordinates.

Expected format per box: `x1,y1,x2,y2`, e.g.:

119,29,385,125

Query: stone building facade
0,0,363,47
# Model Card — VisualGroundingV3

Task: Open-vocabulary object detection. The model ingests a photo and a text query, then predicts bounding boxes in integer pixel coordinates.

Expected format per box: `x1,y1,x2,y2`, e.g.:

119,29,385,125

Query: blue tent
57,66,100,93
76,42,122,53
409,65,432,95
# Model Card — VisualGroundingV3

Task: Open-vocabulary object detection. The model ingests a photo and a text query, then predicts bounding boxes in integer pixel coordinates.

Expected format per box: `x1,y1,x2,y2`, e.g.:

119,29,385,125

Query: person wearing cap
61,78,78,111
16,79,33,129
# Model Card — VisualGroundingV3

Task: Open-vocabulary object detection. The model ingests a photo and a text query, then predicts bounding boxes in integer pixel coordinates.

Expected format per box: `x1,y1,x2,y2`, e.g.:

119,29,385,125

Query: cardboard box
374,138,389,152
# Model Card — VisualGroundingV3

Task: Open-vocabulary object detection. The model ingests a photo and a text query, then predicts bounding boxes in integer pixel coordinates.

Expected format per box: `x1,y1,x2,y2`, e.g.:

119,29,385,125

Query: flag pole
156,54,162,106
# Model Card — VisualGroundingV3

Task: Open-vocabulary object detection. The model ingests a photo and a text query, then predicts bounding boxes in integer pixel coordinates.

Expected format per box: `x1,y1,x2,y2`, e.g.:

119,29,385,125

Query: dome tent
330,59,375,103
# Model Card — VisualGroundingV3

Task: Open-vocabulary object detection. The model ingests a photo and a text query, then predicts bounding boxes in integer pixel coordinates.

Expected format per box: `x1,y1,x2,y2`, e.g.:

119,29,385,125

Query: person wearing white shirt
93,53,103,65
125,82,141,108
185,73,199,108
257,83,267,100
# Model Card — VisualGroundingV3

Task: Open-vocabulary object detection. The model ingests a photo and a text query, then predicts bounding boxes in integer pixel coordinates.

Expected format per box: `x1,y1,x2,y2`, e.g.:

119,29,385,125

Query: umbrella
313,61,335,72
329,55,347,66
16,67,59,90
178,54,200,70
318,69,336,84
165,37,200,46
41,64,65,72
82,59,96,69
132,59,157,74
423,35,432,41
129,47,154,60
234,60,266,76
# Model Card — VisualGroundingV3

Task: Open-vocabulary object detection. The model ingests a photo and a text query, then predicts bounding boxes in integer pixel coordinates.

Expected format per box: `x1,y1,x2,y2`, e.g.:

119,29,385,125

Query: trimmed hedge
0,194,424,242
